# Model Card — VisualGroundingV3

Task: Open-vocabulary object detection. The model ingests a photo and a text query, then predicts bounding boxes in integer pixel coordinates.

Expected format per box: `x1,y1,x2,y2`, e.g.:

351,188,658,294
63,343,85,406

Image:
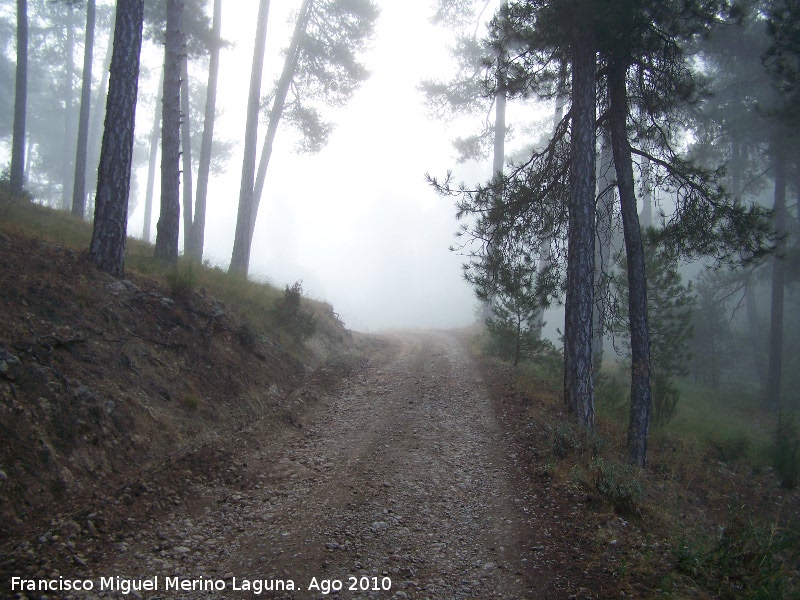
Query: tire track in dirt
18,330,544,599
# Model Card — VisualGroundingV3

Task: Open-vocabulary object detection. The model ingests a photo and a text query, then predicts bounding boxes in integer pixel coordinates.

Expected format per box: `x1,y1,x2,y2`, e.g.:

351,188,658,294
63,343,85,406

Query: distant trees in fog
427,0,794,467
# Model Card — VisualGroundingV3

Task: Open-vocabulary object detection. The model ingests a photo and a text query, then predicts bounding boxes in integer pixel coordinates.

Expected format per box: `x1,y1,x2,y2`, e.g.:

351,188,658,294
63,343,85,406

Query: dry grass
0,194,348,359
473,327,800,599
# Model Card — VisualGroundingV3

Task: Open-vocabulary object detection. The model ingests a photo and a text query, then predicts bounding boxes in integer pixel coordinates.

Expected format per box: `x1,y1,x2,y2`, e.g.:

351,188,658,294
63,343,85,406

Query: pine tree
10,0,28,196
612,239,694,426
187,0,223,262
229,0,271,276
71,0,95,219
230,0,379,276
89,0,145,277
154,0,184,266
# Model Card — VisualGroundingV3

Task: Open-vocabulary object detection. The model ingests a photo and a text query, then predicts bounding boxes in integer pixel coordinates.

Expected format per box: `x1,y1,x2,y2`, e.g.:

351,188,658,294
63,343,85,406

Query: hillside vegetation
0,190,353,543
474,331,800,599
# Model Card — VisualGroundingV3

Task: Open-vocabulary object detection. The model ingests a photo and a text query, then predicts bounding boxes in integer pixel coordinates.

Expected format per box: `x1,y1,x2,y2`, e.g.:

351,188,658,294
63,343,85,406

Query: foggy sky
124,0,493,332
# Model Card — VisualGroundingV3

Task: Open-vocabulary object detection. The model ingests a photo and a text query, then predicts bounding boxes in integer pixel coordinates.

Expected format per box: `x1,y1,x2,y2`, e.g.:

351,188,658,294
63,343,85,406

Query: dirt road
6,330,559,599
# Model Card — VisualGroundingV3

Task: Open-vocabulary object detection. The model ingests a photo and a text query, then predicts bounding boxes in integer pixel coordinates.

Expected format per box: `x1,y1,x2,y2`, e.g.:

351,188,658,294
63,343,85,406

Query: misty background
1,0,508,332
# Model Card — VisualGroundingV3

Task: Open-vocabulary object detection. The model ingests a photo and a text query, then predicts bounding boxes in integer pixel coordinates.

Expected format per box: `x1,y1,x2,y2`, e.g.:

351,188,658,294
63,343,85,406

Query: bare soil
2,322,615,599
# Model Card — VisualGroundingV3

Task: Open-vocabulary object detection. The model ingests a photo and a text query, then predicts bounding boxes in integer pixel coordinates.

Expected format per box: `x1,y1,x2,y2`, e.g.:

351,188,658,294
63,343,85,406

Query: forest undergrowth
473,329,800,599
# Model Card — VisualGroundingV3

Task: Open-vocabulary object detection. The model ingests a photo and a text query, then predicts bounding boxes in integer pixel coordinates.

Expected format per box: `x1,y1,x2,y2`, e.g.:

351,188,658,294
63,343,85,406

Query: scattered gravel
3,331,546,599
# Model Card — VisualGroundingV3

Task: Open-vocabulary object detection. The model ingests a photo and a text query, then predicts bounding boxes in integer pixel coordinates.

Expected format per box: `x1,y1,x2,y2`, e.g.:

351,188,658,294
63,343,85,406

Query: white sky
126,0,495,332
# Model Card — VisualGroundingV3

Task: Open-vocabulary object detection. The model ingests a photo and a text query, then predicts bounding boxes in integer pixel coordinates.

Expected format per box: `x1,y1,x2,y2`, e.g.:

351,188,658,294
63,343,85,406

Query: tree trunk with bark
229,0,271,276
765,151,787,409
154,0,184,266
71,0,96,219
89,0,145,277
249,0,314,243
143,66,164,244
477,0,508,322
86,22,114,202
62,5,77,210
10,0,28,196
563,19,596,430
608,62,652,468
593,134,615,374
745,267,767,387
187,0,222,262
482,84,507,321
180,52,194,252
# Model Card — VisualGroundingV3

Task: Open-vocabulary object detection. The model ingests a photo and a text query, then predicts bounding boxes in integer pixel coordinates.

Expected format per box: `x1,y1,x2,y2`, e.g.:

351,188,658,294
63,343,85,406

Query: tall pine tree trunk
72,0,95,219
745,267,767,387
89,0,145,277
154,0,184,266
62,5,76,210
230,0,271,276
765,151,787,409
180,52,194,252
188,0,222,262
564,17,596,430
249,0,314,245
10,0,28,196
143,66,164,243
730,140,767,387
86,22,114,203
479,0,508,323
482,84,506,321
608,62,652,468
593,133,615,374
531,67,567,340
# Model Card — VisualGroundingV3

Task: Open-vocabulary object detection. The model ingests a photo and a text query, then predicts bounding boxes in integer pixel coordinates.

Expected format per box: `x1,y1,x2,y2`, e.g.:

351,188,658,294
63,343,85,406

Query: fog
3,0,791,359
125,0,493,332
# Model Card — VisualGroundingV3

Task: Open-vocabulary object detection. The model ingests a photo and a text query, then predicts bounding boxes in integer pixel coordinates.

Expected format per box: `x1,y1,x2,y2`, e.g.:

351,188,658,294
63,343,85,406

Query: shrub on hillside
271,282,317,341
165,260,198,301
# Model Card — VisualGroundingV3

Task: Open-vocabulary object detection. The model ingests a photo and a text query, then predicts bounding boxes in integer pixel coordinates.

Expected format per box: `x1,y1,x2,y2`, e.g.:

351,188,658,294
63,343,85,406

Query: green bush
588,457,643,515
551,421,605,458
165,260,198,301
237,321,260,349
673,516,799,598
595,371,627,410
652,372,680,427
270,282,317,341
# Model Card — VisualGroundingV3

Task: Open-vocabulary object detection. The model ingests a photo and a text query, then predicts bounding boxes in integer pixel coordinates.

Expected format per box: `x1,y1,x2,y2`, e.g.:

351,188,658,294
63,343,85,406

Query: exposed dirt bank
2,329,610,599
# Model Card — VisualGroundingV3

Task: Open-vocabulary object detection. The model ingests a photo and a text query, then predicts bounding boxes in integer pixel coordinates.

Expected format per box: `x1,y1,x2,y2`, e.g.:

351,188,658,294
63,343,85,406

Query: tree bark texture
89,0,145,278
564,22,596,430
229,0,271,276
188,0,222,262
180,52,194,252
72,0,96,219
143,66,164,244
155,0,184,266
608,62,652,468
765,152,787,409
10,0,28,196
